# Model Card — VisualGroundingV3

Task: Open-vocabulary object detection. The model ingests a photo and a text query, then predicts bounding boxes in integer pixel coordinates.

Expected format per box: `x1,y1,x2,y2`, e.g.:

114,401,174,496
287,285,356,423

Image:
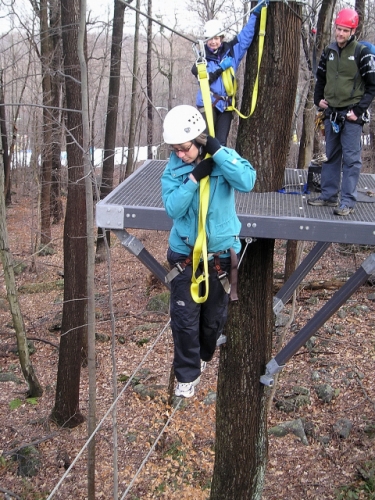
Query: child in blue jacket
161,105,256,397
191,0,264,146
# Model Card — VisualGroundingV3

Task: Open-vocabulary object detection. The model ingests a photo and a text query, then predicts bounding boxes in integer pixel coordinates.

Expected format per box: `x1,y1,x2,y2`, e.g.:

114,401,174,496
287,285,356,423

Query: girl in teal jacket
161,105,256,398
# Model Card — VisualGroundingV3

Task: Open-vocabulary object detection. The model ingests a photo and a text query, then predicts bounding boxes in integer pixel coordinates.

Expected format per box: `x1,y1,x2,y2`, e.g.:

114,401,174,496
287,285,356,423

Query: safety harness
222,5,267,118
165,249,239,302
165,40,240,303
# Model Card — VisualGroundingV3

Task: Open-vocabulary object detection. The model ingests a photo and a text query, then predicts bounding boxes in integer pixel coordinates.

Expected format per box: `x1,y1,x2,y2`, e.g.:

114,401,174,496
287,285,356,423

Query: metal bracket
260,358,285,387
113,229,144,256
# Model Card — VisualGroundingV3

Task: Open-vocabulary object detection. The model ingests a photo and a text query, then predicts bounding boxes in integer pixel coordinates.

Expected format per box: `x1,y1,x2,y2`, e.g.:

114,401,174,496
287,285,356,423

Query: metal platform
96,160,375,246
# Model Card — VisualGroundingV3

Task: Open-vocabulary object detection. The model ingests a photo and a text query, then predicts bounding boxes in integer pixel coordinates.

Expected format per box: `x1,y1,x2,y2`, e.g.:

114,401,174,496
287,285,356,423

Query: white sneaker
200,360,207,373
216,334,227,346
175,377,200,398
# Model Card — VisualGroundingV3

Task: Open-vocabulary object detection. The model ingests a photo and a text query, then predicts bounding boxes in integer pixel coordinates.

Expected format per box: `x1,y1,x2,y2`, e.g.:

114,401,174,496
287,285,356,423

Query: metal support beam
113,229,170,290
273,241,331,315
261,253,375,386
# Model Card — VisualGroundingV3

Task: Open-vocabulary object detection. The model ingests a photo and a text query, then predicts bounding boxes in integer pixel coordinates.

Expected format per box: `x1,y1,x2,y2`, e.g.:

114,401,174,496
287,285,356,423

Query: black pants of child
200,108,233,146
167,248,231,383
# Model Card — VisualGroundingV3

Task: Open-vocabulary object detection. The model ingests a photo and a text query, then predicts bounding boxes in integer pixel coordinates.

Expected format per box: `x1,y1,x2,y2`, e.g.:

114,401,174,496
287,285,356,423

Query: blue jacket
161,147,256,255
192,13,259,112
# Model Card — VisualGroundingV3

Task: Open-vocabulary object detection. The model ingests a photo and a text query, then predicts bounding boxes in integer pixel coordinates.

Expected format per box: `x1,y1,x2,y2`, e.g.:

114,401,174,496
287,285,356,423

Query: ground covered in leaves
0,186,375,500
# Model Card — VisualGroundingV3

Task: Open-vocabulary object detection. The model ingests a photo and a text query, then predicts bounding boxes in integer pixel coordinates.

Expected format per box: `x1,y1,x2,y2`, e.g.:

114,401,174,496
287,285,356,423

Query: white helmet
163,105,206,144
204,19,225,39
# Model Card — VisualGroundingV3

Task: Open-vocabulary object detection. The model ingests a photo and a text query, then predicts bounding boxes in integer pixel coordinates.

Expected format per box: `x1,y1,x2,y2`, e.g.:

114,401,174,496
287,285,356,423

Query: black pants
167,249,231,383
200,108,233,146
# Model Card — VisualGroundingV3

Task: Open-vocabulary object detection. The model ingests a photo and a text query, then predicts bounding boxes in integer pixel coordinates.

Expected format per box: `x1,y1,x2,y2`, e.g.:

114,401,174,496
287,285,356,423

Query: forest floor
0,177,375,500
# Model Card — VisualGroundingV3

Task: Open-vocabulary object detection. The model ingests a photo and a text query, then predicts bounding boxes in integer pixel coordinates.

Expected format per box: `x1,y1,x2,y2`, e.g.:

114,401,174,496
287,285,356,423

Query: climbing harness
193,3,268,122
189,42,216,304
165,249,239,302
222,5,268,118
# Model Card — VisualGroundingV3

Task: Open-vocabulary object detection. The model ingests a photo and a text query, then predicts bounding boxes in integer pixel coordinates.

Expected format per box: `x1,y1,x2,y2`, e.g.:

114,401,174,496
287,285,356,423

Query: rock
317,435,331,445
333,418,352,439
133,383,156,399
275,387,311,412
315,383,335,403
13,446,41,477
0,373,21,384
275,313,289,327
269,418,309,445
203,391,217,405
146,292,170,314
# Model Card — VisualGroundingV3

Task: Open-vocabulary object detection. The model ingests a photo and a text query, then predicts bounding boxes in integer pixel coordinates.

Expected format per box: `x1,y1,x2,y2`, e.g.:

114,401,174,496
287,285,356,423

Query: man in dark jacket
308,8,375,216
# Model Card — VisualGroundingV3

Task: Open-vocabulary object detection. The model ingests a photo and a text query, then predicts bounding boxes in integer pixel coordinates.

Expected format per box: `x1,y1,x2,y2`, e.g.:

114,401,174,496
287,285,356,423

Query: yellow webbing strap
222,6,267,118
190,59,216,303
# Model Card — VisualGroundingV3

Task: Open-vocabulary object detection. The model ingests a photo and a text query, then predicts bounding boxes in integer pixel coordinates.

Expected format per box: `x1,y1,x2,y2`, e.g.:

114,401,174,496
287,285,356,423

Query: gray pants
321,118,363,207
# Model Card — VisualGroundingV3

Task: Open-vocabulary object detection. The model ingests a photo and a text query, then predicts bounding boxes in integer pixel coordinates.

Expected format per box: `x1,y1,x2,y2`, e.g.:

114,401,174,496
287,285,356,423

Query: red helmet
335,8,359,29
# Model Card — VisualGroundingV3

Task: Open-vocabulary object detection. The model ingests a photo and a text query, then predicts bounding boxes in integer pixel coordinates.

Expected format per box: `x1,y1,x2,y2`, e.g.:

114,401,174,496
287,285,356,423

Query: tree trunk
146,0,153,160
78,1,97,496
50,0,64,225
39,0,53,246
0,70,11,205
211,2,302,497
95,0,127,262
211,239,274,498
51,0,86,429
124,0,140,181
0,133,43,397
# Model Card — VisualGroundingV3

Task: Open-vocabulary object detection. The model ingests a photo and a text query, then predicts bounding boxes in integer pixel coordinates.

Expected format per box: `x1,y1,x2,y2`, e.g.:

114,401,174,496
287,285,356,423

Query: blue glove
219,57,234,71
253,0,266,15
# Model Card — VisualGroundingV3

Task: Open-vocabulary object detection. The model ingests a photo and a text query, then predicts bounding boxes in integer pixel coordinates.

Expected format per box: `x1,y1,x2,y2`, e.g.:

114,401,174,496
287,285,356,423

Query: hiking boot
334,204,354,216
307,197,338,207
175,377,200,398
216,334,227,346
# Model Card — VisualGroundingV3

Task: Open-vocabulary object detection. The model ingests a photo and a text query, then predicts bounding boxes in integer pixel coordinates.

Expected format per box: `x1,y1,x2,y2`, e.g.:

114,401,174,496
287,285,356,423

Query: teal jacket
161,147,256,255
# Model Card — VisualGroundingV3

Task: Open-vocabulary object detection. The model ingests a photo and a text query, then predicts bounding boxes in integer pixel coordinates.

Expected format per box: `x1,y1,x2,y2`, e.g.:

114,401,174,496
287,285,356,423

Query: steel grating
96,161,375,246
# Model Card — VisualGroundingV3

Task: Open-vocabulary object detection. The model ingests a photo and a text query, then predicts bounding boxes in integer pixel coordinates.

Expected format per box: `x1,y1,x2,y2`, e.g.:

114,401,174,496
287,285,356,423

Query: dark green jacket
314,37,375,116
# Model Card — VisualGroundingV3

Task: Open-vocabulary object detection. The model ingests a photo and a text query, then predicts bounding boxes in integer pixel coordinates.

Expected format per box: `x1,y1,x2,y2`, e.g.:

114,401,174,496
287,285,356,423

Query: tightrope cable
46,319,171,499
120,399,182,499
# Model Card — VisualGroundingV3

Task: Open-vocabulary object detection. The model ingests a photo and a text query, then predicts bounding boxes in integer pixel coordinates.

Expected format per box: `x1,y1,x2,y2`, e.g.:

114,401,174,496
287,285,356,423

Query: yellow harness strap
191,59,216,303
222,6,267,118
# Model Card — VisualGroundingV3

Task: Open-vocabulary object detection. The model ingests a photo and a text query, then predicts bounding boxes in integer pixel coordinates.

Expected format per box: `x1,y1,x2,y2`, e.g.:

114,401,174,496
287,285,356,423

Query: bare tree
210,2,302,497
0,132,43,397
51,0,87,429
124,0,141,180
78,1,97,496
146,0,153,159
50,0,64,225
95,0,128,262
0,70,11,205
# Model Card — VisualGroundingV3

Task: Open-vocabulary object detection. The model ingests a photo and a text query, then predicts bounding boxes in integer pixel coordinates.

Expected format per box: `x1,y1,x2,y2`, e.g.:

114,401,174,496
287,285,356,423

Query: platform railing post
113,229,170,290
273,241,331,315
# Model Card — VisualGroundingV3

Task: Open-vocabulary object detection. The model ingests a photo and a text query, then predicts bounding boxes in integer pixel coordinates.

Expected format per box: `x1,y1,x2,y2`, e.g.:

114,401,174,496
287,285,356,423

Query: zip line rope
46,319,171,499
120,399,183,499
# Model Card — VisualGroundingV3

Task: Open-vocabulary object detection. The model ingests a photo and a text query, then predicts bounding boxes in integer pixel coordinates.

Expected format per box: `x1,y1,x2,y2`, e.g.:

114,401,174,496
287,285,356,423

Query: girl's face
207,36,222,51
